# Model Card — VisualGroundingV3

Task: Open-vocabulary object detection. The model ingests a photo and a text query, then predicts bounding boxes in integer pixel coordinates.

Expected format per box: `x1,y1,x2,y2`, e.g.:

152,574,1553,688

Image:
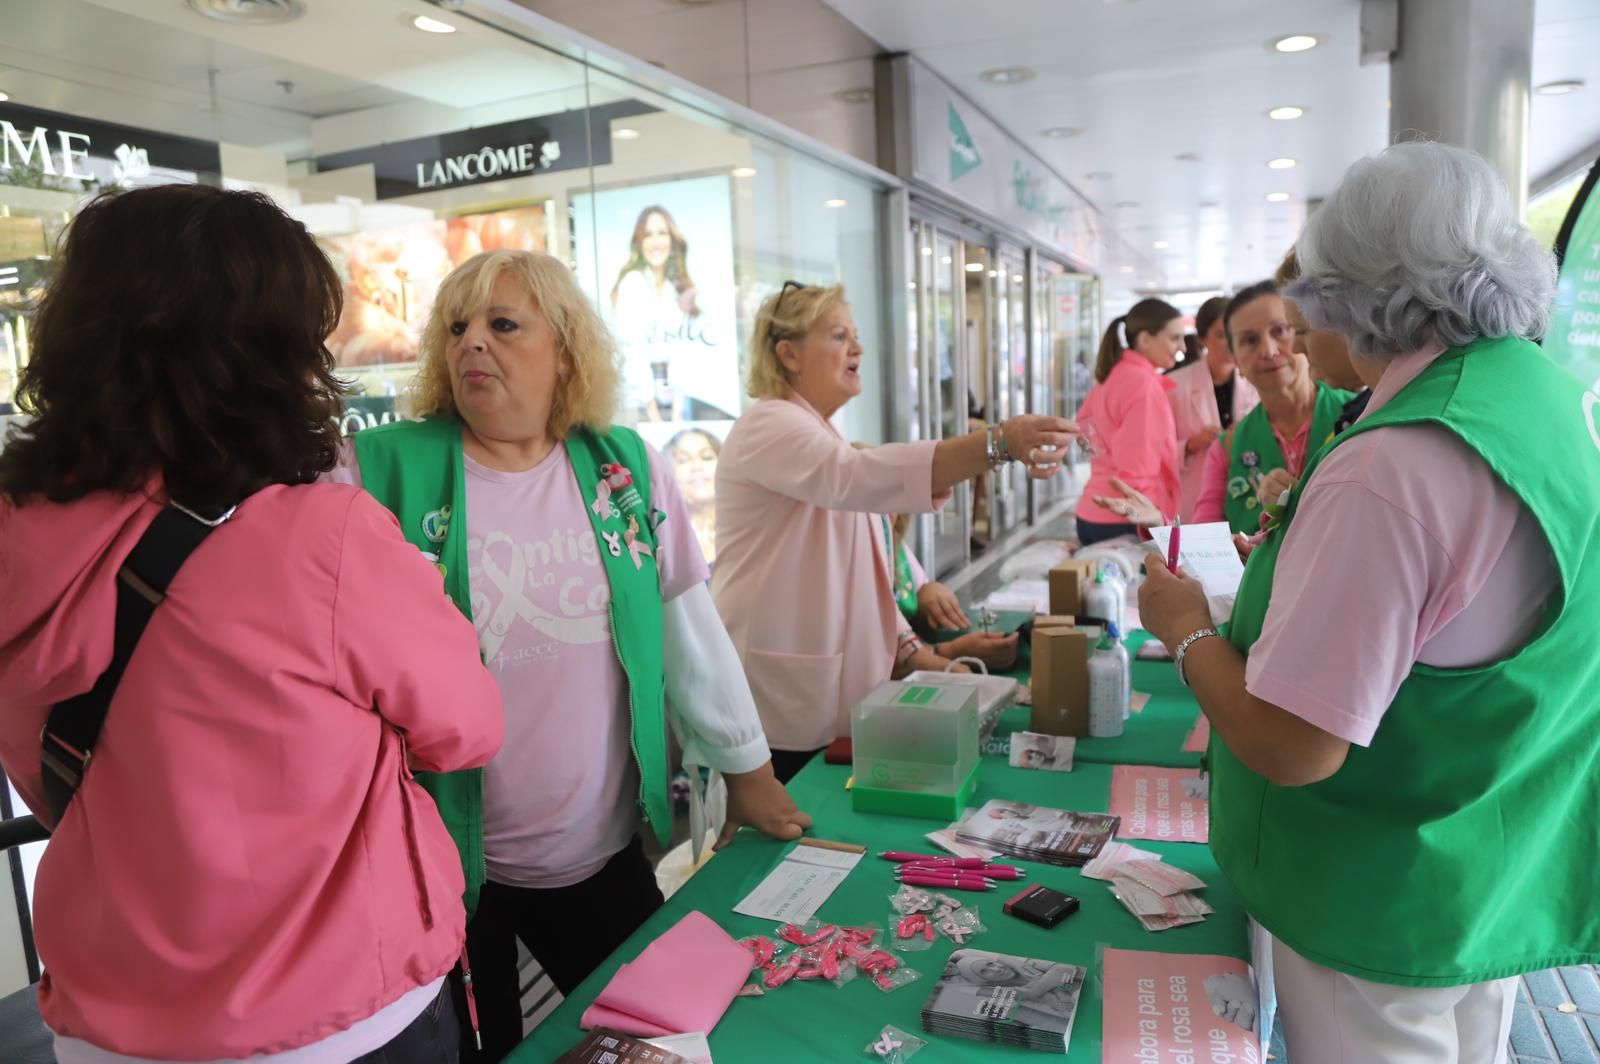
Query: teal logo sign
949,103,980,180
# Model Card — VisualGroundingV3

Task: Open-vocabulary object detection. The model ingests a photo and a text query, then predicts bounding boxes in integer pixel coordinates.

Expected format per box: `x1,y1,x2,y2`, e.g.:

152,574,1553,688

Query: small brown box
1030,622,1097,738
1048,559,1100,618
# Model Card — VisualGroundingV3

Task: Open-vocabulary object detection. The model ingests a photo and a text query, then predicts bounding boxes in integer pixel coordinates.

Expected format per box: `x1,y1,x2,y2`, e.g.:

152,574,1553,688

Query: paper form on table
1148,521,1244,598
731,838,865,923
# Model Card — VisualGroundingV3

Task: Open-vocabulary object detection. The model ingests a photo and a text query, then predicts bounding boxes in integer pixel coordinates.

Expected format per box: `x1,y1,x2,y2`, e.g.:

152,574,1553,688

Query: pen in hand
1167,515,1182,575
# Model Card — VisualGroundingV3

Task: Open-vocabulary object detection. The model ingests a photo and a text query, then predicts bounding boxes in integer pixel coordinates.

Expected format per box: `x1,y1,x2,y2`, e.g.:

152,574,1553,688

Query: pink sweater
0,482,503,1059
711,396,940,751
1075,350,1182,524
1167,360,1259,520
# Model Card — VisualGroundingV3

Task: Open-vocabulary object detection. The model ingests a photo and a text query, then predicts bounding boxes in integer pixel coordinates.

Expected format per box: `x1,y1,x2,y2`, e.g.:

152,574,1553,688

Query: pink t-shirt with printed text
1244,347,1559,747
335,439,706,888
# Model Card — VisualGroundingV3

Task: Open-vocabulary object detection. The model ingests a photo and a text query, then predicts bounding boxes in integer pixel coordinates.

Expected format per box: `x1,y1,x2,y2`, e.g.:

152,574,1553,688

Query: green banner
1545,157,1600,393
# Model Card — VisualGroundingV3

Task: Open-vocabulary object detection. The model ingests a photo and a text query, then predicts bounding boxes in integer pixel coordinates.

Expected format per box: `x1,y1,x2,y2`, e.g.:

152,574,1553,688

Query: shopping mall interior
1,0,1598,1061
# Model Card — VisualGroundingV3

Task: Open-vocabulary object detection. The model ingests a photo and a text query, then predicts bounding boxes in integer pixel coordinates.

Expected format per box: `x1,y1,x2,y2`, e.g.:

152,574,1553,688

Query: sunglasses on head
768,279,809,342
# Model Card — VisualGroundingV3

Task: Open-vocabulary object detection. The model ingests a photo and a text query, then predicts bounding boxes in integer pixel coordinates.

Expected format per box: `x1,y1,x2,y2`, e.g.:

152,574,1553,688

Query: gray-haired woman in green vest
332,250,809,1063
1138,142,1594,1063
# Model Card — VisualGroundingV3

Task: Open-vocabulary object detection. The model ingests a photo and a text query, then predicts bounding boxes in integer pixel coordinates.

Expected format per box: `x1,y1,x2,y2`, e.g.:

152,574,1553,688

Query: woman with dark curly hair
0,184,503,1063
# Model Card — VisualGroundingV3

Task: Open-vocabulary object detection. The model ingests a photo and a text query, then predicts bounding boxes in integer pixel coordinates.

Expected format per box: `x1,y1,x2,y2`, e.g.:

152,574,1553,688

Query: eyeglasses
768,279,808,342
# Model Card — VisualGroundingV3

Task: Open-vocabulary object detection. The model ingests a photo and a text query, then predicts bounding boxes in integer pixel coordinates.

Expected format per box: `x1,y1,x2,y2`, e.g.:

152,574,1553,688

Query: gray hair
1286,141,1556,360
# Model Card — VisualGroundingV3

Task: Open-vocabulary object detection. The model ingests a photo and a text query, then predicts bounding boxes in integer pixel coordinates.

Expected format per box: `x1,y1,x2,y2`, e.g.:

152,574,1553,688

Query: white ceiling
825,0,1600,308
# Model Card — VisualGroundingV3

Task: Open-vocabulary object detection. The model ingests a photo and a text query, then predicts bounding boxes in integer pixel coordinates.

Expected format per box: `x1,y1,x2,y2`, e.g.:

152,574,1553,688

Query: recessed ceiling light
980,67,1036,85
612,128,641,140
730,166,756,178
1536,80,1585,96
411,13,456,33
988,269,1000,278
835,87,874,104
0,92,9,103
1175,152,1201,162
1268,157,1297,169
965,262,985,272
1120,266,1134,273
1266,192,1291,203
189,0,304,24
1153,240,1170,249
1040,126,1081,139
920,246,933,256
1013,274,1024,283
941,256,953,265
1272,34,1318,53
1084,171,1113,181
908,281,917,290
1267,105,1306,121
823,198,848,208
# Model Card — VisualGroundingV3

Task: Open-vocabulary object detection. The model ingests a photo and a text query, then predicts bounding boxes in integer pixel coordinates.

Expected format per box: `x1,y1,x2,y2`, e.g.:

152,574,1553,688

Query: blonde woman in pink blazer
711,281,1076,782
1168,296,1260,519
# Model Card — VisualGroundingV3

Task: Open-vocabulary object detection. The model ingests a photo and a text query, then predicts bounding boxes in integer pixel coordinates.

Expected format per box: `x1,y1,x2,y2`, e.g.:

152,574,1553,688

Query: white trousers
1271,936,1516,1064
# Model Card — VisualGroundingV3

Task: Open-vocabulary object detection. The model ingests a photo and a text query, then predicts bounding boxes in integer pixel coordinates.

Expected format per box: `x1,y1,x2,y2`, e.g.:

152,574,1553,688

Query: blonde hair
747,282,847,400
408,250,620,437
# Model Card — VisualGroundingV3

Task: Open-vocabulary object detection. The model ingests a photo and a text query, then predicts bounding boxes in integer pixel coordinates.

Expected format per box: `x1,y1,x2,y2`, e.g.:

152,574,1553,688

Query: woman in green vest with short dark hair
1138,142,1595,1064
333,250,810,1063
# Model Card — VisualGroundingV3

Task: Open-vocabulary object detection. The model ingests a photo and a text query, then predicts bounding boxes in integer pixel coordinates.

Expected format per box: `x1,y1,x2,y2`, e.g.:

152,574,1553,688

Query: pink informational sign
1110,766,1209,844
1182,714,1210,753
1101,948,1264,1064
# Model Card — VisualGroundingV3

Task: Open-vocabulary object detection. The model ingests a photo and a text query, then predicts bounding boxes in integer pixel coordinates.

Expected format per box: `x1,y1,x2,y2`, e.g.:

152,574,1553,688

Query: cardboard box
1030,622,1099,738
1048,559,1100,617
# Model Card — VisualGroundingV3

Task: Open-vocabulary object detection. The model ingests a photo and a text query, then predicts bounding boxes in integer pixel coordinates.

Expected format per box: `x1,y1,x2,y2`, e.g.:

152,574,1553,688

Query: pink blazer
1167,360,1260,520
711,395,941,751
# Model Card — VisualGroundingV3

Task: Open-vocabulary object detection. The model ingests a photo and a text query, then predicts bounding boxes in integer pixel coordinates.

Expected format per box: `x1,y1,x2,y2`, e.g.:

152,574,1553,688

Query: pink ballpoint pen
896,873,994,892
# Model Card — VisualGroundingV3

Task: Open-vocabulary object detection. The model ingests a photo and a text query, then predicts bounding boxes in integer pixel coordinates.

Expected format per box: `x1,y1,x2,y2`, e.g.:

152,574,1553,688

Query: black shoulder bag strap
40,503,235,823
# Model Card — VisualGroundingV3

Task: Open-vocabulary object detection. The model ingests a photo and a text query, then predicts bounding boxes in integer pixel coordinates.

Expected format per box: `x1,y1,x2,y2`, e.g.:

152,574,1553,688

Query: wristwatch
1172,628,1220,687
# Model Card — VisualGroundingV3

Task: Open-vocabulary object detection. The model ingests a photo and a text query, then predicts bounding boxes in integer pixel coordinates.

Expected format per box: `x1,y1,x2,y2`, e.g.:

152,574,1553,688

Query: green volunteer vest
893,538,919,620
354,416,671,918
1222,382,1350,535
1213,336,1600,986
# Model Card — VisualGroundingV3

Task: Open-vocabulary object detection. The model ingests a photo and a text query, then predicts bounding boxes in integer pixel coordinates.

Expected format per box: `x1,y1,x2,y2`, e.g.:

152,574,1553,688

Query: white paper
1148,523,1245,599
731,839,863,923
981,578,1049,613
644,1032,714,1064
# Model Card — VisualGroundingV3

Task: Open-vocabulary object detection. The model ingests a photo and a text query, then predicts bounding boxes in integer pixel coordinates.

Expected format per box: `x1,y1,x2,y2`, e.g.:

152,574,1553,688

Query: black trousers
1076,517,1139,546
456,836,665,1063
769,747,824,784
354,982,459,1063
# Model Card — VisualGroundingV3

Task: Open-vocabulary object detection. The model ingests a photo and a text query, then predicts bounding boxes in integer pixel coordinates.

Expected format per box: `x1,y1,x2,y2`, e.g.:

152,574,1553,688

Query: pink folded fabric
579,911,750,1037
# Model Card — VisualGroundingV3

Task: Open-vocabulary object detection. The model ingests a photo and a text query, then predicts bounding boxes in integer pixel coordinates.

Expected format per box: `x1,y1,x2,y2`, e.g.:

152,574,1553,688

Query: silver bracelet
1172,627,1220,687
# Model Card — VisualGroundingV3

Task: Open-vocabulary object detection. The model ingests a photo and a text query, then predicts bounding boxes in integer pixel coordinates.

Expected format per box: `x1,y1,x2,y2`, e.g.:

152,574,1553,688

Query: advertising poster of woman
636,421,725,564
571,175,740,425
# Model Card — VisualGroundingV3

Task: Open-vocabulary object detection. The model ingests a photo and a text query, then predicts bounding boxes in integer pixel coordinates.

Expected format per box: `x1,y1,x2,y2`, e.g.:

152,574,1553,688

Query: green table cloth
515,755,1244,1061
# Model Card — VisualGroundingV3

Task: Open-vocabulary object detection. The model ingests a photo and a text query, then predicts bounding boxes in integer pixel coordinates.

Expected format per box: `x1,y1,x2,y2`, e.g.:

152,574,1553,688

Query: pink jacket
0,483,503,1059
1075,350,1182,524
711,396,939,751
1166,360,1259,520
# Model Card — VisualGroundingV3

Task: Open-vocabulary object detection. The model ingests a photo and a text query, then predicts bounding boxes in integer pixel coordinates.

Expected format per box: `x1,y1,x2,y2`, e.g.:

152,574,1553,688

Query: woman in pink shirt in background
713,281,1075,782
0,185,504,1063
1073,298,1185,544
1166,296,1259,519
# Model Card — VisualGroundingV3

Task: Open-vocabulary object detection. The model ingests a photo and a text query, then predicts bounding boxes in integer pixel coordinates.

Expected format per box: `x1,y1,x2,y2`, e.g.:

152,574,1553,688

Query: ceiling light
1536,80,1585,96
941,256,953,265
980,67,1036,85
988,269,1000,278
1273,34,1318,53
411,14,456,33
730,166,756,178
1266,192,1291,203
1084,171,1113,181
920,246,933,256
1013,274,1024,283
612,128,641,140
1267,105,1306,121
965,262,985,273
1175,152,1201,162
908,281,917,290
0,92,8,103
1268,157,1297,169
1152,240,1170,249
835,87,873,104
1120,266,1134,274
189,0,304,23
1040,126,1081,139
823,198,848,208
1114,200,1139,208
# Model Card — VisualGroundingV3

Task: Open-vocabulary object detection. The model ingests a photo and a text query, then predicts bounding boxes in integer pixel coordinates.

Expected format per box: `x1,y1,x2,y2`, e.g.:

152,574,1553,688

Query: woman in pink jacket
0,185,504,1063
712,281,1075,782
1073,298,1186,544
1166,296,1260,519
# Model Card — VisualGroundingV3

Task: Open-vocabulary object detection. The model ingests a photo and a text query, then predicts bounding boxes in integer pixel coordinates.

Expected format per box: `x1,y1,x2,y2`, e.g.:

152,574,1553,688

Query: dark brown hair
1194,295,1231,344
1223,280,1280,348
0,185,345,509
1094,298,1181,382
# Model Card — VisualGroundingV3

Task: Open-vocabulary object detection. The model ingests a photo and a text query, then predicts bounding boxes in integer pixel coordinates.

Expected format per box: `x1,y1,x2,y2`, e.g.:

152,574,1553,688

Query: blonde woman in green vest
1137,142,1589,1064
333,250,809,1063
